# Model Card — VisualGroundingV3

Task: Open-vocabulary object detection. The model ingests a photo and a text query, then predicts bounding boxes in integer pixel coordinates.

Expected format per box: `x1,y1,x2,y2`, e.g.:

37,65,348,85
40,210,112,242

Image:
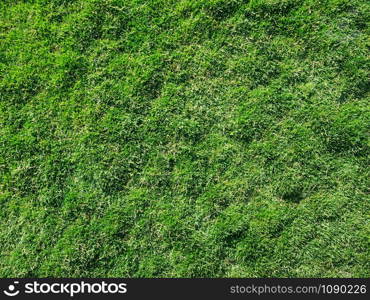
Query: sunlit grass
0,0,369,277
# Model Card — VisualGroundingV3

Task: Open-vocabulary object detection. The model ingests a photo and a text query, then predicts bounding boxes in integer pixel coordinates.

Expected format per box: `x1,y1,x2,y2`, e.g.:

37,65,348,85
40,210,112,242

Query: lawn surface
0,0,369,277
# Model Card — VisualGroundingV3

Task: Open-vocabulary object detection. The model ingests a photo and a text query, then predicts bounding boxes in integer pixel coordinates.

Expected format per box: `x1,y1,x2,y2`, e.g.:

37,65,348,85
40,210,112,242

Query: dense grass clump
0,0,369,277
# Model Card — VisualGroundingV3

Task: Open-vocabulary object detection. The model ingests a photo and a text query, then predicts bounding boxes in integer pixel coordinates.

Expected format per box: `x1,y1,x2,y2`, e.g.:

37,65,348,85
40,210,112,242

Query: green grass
0,0,369,277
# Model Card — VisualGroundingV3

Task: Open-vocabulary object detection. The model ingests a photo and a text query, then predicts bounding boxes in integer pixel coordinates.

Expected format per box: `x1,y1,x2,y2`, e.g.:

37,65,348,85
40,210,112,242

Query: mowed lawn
0,0,369,277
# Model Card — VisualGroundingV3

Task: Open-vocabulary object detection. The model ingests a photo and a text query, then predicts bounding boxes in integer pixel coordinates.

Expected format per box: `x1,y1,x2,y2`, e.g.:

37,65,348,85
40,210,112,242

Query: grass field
0,0,369,277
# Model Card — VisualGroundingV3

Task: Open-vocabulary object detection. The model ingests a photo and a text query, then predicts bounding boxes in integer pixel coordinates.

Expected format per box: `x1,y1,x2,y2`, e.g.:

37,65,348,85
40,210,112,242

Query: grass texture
0,0,369,277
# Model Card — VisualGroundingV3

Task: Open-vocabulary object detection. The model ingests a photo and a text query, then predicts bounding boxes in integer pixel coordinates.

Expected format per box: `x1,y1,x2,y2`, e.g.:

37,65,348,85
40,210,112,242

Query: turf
0,0,369,277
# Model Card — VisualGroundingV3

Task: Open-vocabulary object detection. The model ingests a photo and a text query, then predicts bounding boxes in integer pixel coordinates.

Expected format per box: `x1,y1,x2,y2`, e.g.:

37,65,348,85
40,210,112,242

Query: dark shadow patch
205,1,242,21
224,229,246,247
282,189,305,203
